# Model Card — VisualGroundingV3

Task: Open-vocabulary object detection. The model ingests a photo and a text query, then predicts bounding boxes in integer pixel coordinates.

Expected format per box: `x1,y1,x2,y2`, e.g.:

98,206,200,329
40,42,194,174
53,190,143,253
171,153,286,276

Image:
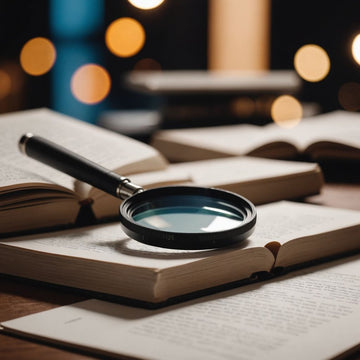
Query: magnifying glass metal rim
119,185,257,250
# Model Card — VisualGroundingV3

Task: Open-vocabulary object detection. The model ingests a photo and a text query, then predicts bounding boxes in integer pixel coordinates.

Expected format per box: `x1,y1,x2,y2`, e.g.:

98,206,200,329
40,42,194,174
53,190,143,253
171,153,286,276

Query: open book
0,108,167,234
2,254,360,359
0,108,323,235
151,110,360,161
0,201,359,304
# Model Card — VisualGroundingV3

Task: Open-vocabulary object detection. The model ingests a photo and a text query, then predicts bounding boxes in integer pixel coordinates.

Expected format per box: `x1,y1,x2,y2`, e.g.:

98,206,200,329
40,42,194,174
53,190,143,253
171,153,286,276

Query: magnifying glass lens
132,195,244,233
120,187,256,249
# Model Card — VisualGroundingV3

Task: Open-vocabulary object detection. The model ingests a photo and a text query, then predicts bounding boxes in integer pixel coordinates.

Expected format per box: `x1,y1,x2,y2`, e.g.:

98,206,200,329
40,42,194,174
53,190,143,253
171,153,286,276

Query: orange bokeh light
71,64,111,104
20,37,56,76
294,44,330,82
271,95,303,128
105,17,145,58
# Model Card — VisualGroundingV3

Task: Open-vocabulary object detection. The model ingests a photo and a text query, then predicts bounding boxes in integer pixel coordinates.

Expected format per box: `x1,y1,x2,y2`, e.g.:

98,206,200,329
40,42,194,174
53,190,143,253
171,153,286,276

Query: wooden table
1,183,360,360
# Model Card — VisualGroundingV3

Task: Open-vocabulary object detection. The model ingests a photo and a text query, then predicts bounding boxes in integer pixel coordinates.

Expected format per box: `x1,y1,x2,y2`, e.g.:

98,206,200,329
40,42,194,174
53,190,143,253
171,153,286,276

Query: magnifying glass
19,134,256,250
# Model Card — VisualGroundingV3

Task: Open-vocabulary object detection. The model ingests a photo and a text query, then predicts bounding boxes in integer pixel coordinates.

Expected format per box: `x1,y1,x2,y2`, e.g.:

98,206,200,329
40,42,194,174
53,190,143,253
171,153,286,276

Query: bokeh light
128,0,165,10
105,17,145,57
338,82,360,111
0,69,12,100
71,64,111,104
351,34,360,65
20,37,56,76
294,44,330,82
133,58,162,71
270,95,303,128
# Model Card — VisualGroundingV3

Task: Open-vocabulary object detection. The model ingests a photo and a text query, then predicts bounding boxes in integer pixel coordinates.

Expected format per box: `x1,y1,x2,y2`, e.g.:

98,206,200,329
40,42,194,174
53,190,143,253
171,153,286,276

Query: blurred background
1,0,360,137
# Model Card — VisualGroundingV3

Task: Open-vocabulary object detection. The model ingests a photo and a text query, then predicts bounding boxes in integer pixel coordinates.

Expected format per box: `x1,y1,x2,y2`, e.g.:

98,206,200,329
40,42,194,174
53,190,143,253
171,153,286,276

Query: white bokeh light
351,34,360,65
128,0,165,10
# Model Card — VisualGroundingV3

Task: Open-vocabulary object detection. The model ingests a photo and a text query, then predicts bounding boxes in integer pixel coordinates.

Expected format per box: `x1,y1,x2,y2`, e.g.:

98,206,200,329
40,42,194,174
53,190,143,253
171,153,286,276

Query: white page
156,124,271,155
249,201,360,245
2,254,360,360
155,110,360,155
167,156,319,185
1,201,359,269
263,110,360,150
0,223,212,270
0,108,166,192
0,161,55,189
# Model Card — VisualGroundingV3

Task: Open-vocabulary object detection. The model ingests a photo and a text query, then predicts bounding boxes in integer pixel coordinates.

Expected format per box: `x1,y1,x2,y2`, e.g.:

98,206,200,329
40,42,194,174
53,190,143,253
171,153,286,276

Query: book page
1,108,167,194
263,110,360,151
2,201,358,270
152,110,360,160
167,156,320,186
3,254,360,360
0,161,55,189
153,123,290,157
251,201,360,268
0,222,220,269
250,201,360,246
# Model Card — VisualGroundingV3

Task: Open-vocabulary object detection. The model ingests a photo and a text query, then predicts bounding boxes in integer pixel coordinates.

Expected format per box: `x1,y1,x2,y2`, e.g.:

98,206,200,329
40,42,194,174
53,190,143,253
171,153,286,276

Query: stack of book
1,107,360,303
1,108,360,360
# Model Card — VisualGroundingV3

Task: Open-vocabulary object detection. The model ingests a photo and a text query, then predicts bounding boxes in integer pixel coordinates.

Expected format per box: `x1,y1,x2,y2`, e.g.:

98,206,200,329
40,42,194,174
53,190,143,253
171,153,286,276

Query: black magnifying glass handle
18,133,144,200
